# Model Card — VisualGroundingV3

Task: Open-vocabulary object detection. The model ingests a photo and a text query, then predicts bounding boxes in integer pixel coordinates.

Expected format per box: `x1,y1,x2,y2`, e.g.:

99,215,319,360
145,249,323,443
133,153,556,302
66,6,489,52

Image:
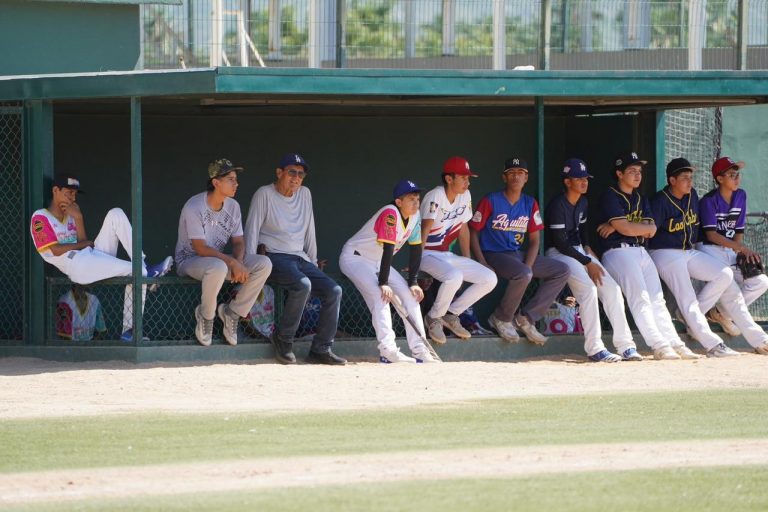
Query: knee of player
484,268,499,288
442,270,464,287
207,259,229,277
517,267,533,283
554,261,571,279
251,255,272,275
106,207,128,221
718,265,734,282
295,276,312,294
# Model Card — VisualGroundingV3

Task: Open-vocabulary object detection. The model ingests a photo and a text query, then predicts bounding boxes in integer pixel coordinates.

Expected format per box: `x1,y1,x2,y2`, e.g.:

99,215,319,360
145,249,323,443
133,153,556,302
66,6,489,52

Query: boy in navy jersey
469,157,569,344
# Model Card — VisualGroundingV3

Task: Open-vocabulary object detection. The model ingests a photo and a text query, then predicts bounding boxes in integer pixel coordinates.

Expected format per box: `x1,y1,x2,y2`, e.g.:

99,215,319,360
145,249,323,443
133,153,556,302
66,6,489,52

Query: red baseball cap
711,156,745,179
442,156,478,177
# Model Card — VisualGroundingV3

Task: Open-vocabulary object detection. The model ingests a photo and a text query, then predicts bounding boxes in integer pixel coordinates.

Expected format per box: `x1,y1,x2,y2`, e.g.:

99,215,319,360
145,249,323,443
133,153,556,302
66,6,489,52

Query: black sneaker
306,350,346,366
270,332,296,365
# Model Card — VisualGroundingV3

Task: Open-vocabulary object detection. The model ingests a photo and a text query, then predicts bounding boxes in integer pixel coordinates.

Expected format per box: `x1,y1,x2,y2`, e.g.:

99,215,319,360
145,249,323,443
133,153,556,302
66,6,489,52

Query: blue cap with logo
278,153,310,172
561,158,593,179
392,179,422,200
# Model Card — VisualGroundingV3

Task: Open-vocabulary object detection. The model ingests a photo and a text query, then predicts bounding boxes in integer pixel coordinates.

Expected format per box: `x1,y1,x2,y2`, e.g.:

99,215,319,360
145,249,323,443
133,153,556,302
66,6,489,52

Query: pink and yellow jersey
30,208,78,274
420,186,473,252
343,205,421,261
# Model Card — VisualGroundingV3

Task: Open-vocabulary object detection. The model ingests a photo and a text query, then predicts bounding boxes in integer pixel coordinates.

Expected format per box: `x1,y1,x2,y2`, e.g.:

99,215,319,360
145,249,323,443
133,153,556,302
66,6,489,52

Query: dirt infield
1,354,767,419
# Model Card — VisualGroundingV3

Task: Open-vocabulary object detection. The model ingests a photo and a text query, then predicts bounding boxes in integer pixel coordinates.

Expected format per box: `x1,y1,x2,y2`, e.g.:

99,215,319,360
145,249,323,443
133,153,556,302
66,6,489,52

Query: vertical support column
238,11,249,66
492,0,505,70
655,110,666,190
561,0,569,54
688,0,706,70
539,0,552,70
23,100,54,344
442,0,455,56
737,0,748,70
405,0,416,59
536,97,545,253
336,0,346,67
211,0,224,66
623,0,651,49
268,0,282,60
130,98,144,345
308,0,321,68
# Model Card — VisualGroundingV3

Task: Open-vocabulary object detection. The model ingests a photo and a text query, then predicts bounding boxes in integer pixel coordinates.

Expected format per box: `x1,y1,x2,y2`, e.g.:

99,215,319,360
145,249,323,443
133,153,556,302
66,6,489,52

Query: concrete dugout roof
2,67,768,112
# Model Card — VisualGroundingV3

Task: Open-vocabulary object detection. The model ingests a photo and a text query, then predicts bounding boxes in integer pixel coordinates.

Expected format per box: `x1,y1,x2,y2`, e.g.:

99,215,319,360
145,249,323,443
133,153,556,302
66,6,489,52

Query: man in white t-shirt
176,159,272,347
419,156,498,344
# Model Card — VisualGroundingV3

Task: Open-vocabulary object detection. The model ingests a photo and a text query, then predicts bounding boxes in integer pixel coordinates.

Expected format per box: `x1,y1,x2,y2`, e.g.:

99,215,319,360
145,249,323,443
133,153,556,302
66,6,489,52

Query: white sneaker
514,314,547,345
194,305,213,347
653,345,681,360
674,345,702,360
439,313,471,339
706,308,741,337
755,343,768,355
379,348,417,364
412,348,441,363
488,314,520,343
424,314,447,345
217,303,239,346
707,342,740,358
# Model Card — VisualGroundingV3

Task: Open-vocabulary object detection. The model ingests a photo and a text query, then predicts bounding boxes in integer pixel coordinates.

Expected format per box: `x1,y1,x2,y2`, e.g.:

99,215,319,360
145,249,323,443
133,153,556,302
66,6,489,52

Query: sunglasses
285,169,307,179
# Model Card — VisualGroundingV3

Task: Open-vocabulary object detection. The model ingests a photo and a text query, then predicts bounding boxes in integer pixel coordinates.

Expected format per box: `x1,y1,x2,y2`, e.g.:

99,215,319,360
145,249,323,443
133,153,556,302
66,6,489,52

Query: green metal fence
0,104,24,342
745,212,768,321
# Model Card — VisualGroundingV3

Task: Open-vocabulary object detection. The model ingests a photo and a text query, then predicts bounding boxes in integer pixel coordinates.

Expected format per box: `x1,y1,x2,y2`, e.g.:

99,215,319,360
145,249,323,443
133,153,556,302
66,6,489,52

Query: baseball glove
736,253,765,279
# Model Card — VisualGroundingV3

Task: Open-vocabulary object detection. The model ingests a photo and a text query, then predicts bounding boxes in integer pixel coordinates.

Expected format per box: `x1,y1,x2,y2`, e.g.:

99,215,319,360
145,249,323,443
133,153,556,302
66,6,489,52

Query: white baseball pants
546,246,635,357
601,247,684,350
698,244,768,307
339,250,427,355
65,208,147,333
419,250,498,319
650,248,733,351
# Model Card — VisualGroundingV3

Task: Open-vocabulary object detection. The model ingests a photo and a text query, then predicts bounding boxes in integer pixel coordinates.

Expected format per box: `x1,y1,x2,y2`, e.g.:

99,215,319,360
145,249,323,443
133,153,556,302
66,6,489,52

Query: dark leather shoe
270,333,296,365
306,350,346,366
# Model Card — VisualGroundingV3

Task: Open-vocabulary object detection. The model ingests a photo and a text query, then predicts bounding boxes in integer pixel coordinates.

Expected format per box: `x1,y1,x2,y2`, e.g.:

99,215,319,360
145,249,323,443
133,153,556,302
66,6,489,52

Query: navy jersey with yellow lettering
648,186,700,250
596,186,654,251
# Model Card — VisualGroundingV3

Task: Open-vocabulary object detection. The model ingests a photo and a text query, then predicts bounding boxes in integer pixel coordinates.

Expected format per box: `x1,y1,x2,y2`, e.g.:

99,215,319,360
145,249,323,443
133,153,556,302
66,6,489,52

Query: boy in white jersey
420,156,498,344
340,180,438,363
30,174,172,341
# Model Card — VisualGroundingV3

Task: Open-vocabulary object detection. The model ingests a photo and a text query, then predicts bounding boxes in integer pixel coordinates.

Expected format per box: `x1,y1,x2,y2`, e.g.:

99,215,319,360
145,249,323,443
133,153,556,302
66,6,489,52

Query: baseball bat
390,294,442,362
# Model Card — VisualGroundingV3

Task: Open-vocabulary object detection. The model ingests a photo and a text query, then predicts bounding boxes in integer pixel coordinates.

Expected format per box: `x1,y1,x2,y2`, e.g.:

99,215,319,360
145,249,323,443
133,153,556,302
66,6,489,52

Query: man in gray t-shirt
176,159,272,347
245,153,346,366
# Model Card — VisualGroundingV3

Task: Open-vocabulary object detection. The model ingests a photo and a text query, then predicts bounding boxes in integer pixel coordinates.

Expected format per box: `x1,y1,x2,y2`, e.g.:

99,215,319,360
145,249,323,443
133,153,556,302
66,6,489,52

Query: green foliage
345,0,403,58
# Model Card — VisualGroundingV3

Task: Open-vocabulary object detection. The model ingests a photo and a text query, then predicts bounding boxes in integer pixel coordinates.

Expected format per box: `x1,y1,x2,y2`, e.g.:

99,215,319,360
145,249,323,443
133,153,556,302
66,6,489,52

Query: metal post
656,110,666,189
308,0,321,68
268,0,282,60
405,0,416,59
688,0,706,70
737,0,748,70
238,10,249,66
561,0,569,54
211,0,223,66
130,98,144,345
536,97,545,252
540,0,552,70
492,0,505,70
335,0,345,67
442,0,456,56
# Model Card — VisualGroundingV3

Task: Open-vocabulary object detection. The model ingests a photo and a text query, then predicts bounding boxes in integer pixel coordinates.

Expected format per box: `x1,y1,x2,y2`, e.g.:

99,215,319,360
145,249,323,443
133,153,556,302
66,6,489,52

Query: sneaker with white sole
146,256,173,278
755,343,768,355
674,345,702,359
424,314,447,345
379,348,417,364
194,304,213,346
488,314,520,343
706,308,741,337
588,349,622,363
653,345,681,360
514,314,547,345
439,313,471,339
120,329,149,343
621,347,643,361
412,348,441,363
707,342,740,358
217,303,239,346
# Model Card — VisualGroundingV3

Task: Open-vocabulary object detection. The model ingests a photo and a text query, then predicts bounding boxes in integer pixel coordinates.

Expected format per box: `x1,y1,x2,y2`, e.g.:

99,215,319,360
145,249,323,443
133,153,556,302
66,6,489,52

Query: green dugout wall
1,67,767,359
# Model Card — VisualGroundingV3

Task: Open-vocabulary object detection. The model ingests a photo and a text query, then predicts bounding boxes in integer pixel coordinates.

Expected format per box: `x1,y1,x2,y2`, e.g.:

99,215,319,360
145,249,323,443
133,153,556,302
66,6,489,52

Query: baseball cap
442,156,478,177
503,157,529,173
208,158,243,179
392,179,422,200
614,151,648,172
278,153,310,172
665,157,695,178
52,174,85,194
711,156,745,179
561,158,593,179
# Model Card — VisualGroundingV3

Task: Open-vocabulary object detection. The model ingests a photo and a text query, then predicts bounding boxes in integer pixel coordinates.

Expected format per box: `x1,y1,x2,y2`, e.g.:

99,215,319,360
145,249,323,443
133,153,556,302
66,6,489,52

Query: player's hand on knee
380,284,394,303
739,246,760,264
596,222,615,238
586,261,604,287
229,260,249,283
410,285,424,303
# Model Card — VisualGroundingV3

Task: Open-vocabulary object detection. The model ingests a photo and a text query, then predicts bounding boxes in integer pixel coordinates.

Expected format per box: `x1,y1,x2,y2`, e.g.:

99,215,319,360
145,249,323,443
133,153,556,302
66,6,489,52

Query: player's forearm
469,230,487,265
705,230,745,251
420,219,434,244
378,244,395,286
192,243,237,265
407,245,422,286
458,225,470,257
231,239,245,262
610,219,652,237
47,241,92,256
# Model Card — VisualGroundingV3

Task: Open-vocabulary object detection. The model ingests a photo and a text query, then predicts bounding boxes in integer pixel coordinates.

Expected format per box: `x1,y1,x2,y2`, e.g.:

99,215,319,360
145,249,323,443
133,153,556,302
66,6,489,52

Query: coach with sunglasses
245,153,346,366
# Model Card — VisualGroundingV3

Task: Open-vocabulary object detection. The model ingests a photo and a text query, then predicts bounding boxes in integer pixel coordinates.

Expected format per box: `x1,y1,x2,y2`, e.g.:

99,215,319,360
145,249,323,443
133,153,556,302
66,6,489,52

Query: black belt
607,242,643,249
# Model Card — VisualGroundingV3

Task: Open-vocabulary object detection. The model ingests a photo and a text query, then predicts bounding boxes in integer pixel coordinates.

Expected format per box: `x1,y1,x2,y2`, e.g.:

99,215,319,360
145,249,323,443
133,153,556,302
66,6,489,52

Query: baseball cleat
653,346,681,360
412,349,441,363
147,256,173,278
488,314,520,343
514,313,547,345
620,347,644,361
755,343,768,355
194,305,213,347
706,308,741,337
379,348,417,364
424,314,447,345
439,313,471,340
707,342,740,358
120,329,149,343
674,344,702,359
217,303,239,346
588,349,622,363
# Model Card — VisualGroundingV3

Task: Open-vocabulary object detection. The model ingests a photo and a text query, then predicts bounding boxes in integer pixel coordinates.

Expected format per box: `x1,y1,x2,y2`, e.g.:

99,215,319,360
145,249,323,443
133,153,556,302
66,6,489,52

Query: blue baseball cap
393,179,422,200
278,153,309,172
561,158,593,179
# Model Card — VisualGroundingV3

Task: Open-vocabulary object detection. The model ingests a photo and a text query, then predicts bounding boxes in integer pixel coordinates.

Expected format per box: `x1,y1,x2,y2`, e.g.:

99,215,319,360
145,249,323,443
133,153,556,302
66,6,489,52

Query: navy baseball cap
614,151,648,172
392,179,422,200
278,153,309,172
561,158,593,179
52,174,85,193
666,157,695,178
503,157,528,173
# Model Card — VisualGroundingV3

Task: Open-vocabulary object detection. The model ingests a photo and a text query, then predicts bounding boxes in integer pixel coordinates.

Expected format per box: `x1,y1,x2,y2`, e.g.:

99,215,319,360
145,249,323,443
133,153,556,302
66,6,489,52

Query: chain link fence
744,213,768,321
0,104,24,342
